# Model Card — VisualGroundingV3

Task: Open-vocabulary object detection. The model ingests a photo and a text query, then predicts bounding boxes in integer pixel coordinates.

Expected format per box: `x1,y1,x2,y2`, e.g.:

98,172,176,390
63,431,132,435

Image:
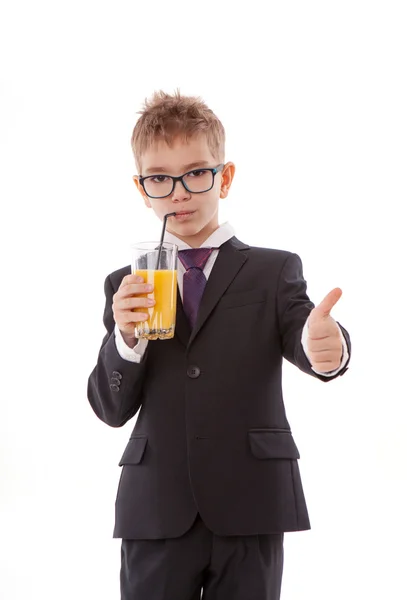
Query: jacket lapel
186,237,249,348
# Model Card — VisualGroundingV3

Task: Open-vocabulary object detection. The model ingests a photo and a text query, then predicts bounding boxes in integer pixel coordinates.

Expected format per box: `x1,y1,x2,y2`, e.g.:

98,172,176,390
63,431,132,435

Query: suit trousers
120,513,284,600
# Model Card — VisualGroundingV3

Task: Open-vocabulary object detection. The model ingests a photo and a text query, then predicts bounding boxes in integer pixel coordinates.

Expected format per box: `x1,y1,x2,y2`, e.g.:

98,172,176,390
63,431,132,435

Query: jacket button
187,365,201,379
110,377,121,386
110,383,120,392
112,371,122,379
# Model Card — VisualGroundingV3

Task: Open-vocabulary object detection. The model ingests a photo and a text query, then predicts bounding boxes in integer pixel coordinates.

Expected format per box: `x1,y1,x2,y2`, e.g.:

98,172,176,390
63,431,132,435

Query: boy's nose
171,179,190,201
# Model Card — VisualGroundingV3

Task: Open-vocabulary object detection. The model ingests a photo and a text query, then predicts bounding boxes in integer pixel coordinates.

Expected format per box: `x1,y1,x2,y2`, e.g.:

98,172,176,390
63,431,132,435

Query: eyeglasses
137,164,225,199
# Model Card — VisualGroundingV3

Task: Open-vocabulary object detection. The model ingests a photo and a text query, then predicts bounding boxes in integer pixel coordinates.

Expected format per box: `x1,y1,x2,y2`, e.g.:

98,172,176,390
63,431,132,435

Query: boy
87,89,351,600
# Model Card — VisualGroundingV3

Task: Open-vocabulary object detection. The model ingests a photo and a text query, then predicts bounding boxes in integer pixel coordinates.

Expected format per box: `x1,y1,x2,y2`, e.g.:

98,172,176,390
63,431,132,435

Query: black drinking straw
155,212,176,269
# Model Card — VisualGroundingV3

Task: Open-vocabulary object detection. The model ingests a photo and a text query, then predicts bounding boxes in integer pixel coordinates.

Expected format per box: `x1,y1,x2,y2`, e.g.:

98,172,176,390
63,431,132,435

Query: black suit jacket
87,237,351,539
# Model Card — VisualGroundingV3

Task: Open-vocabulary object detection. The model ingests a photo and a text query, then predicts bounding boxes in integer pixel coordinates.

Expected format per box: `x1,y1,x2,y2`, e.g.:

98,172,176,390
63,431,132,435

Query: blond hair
130,89,225,174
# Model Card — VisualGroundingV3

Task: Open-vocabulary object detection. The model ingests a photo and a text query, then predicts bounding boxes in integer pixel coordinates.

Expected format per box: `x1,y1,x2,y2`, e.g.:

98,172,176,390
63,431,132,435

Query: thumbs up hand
307,288,343,373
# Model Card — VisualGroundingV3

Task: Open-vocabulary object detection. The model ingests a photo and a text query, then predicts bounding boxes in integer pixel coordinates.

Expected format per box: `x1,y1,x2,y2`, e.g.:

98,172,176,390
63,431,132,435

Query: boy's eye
187,170,206,177
150,175,169,183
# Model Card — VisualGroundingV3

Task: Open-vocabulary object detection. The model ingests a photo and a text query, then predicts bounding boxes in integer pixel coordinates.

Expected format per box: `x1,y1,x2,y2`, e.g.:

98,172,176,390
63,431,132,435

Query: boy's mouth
173,210,196,220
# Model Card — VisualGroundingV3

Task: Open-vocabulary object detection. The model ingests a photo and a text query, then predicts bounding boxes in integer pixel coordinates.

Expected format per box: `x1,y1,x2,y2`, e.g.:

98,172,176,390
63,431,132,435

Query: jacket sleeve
87,273,149,427
276,252,351,382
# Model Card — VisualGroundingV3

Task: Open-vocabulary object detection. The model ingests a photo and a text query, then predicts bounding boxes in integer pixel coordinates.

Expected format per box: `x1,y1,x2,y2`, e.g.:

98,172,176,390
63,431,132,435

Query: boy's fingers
113,275,154,329
127,283,154,295
114,283,153,302
120,274,144,288
119,297,154,310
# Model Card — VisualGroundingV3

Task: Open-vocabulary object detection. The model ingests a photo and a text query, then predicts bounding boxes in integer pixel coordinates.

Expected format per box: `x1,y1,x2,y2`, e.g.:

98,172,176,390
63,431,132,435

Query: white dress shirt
114,222,349,376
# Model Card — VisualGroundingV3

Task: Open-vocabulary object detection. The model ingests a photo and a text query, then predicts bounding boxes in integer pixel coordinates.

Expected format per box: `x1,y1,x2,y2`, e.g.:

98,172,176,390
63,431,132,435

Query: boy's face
133,133,235,247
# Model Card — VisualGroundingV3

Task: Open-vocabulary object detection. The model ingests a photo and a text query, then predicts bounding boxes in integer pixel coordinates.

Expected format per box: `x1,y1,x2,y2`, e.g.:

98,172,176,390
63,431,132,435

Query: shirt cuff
114,324,149,363
301,316,349,377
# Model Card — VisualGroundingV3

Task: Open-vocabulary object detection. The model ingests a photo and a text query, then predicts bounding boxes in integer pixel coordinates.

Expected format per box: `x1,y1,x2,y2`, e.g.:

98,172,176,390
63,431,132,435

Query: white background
1,1,406,598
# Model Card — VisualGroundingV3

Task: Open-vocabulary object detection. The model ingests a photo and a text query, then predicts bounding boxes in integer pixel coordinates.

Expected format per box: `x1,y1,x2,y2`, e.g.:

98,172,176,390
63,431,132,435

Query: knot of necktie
178,248,213,271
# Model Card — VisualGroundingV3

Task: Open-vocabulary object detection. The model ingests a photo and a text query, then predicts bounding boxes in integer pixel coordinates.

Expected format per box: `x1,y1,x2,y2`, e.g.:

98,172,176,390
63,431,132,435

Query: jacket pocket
248,429,300,459
118,435,148,466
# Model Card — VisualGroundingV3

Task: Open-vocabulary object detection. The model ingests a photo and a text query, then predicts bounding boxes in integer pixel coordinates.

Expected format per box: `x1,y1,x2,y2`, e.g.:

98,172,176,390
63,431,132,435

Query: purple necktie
178,248,213,329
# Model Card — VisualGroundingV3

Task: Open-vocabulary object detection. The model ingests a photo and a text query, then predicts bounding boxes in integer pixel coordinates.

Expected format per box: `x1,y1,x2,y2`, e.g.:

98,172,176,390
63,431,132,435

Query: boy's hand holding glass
112,214,178,346
112,274,155,346
131,241,178,340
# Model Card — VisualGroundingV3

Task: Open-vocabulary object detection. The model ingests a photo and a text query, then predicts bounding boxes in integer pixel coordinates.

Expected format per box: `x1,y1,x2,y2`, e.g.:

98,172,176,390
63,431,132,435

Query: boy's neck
167,222,220,248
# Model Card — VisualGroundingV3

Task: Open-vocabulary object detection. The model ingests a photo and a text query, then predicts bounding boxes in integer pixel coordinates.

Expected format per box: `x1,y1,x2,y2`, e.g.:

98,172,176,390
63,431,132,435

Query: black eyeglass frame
136,164,225,199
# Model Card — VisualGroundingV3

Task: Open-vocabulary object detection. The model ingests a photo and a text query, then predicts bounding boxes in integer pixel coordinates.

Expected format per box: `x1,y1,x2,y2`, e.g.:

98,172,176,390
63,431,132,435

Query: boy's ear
220,162,236,199
133,176,152,208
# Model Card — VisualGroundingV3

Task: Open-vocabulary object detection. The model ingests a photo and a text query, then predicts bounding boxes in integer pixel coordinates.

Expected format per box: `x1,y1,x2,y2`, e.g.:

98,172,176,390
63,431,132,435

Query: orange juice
133,269,177,340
